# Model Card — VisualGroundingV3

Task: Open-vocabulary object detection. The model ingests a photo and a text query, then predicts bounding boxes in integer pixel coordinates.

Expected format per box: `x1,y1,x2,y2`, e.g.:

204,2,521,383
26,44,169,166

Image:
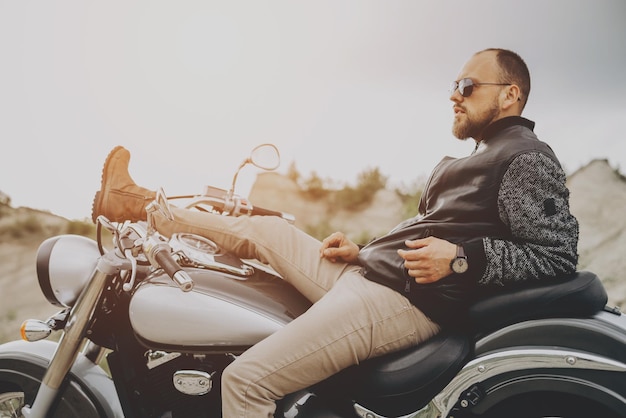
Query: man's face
450,51,504,141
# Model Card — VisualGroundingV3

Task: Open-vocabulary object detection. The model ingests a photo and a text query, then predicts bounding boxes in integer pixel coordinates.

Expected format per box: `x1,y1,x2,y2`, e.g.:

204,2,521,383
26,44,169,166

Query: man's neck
475,116,535,143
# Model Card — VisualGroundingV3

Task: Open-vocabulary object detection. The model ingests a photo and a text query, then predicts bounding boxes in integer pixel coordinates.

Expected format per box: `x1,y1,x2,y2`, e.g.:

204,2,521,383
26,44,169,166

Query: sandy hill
0,206,93,342
567,159,626,305
249,172,405,240
0,159,625,343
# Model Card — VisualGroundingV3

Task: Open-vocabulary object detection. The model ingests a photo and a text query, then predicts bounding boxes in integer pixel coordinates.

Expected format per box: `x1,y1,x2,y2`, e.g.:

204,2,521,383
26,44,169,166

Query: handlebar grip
171,270,194,292
153,248,194,292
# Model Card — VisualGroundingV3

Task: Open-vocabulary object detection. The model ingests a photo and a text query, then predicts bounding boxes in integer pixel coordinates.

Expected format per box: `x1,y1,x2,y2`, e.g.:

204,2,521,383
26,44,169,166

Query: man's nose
449,88,463,103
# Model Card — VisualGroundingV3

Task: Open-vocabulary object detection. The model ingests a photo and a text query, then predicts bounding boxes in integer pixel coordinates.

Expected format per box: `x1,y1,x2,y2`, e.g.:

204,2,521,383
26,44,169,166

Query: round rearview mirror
249,144,280,171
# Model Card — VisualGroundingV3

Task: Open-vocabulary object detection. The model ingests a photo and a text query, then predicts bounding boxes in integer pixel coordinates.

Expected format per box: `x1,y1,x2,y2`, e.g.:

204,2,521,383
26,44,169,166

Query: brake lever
122,249,138,292
143,193,194,292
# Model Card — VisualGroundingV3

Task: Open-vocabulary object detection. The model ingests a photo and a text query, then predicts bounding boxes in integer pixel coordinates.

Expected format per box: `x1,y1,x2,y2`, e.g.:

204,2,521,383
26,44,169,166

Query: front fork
21,253,123,418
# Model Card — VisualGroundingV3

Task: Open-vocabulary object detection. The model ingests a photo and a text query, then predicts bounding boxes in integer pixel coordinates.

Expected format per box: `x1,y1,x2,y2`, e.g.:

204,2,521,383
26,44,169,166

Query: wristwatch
450,244,468,274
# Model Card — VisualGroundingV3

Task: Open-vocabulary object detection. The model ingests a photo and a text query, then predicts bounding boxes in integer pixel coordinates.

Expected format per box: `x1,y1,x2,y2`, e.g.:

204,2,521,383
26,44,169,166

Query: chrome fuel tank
129,268,311,349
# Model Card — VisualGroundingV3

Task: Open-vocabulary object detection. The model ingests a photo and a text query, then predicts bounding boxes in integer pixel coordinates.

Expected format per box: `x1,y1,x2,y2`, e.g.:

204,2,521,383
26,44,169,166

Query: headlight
36,235,101,307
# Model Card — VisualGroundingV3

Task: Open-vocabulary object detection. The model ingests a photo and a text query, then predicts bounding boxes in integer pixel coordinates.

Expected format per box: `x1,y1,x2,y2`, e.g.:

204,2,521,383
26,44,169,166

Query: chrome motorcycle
0,144,625,418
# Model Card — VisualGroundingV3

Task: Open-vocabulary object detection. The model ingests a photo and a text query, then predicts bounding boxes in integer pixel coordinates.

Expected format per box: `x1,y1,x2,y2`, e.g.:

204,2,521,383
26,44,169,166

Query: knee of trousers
221,357,273,404
221,358,254,394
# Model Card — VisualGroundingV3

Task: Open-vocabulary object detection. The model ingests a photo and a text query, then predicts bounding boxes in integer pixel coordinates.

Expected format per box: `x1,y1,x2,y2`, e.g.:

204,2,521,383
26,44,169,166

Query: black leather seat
468,271,607,333
326,271,607,417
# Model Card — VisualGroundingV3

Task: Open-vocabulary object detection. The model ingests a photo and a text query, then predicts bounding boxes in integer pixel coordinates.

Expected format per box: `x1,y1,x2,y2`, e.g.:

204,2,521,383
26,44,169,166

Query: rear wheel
479,391,621,418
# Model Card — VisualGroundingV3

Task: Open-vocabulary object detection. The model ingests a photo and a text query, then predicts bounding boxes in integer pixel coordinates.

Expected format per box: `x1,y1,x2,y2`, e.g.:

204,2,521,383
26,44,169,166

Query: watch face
452,258,468,274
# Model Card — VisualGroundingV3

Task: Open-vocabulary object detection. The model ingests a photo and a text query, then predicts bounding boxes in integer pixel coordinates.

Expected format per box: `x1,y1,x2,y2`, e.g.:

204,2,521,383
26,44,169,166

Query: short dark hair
480,48,531,110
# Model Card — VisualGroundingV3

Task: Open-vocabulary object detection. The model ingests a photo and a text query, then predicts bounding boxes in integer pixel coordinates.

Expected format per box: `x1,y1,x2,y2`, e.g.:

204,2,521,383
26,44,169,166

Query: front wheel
0,392,24,418
0,358,104,418
478,391,621,418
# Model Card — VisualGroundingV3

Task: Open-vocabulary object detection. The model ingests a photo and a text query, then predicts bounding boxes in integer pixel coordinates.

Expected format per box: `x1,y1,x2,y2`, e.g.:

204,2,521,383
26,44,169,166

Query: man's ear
501,84,521,111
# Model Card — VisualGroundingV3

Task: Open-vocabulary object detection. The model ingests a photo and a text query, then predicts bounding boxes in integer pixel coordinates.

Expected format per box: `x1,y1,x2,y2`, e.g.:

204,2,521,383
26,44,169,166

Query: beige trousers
155,208,440,417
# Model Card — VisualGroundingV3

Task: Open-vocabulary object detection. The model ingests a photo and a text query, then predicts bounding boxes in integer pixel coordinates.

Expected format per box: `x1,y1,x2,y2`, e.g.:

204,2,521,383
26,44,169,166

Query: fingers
397,237,455,283
320,232,359,263
404,259,443,284
403,237,430,249
320,232,343,257
320,232,345,262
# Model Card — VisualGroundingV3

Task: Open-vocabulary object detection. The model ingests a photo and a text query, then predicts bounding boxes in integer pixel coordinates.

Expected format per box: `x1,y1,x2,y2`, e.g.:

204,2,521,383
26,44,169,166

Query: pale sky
1,1,625,220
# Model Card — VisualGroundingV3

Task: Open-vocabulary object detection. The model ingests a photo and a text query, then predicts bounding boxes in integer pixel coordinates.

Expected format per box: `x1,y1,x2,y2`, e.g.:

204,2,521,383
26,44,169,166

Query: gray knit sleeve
480,152,579,286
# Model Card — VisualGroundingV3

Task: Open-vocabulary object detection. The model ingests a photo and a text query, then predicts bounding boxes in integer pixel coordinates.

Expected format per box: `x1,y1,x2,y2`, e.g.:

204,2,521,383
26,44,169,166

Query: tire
479,391,622,418
0,358,105,418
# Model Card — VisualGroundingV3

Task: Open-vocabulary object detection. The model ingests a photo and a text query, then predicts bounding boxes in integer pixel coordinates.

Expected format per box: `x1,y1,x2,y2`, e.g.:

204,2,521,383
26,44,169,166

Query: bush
65,220,96,238
395,179,425,220
301,172,330,200
0,205,11,219
331,167,388,210
0,215,44,238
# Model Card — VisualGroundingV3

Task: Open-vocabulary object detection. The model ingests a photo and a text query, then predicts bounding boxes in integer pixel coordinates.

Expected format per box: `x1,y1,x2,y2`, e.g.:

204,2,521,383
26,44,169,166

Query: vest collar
481,116,535,142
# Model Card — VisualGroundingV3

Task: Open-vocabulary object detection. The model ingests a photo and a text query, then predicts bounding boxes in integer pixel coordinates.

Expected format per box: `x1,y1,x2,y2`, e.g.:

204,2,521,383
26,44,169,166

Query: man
91,48,578,417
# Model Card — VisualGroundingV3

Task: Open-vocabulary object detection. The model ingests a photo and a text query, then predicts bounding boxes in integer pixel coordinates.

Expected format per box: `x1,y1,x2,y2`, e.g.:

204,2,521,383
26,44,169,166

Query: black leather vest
358,117,559,327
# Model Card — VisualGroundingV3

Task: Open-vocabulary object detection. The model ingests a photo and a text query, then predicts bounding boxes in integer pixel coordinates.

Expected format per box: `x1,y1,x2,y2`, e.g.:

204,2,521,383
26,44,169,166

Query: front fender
0,339,123,418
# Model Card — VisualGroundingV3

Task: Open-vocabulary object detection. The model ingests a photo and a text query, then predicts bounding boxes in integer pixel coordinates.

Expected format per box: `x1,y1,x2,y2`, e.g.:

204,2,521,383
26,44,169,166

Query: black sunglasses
449,78,511,98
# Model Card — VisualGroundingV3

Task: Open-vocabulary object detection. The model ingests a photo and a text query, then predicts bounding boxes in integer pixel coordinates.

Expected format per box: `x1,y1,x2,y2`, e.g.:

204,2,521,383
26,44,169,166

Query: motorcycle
1,144,625,418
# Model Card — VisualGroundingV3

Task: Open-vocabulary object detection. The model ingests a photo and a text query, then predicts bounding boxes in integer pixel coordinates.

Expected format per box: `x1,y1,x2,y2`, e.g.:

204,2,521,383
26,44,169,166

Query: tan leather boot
91,146,156,223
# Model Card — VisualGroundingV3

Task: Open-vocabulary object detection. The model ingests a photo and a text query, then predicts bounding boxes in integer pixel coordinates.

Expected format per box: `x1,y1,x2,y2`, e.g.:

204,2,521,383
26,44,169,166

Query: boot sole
91,146,125,223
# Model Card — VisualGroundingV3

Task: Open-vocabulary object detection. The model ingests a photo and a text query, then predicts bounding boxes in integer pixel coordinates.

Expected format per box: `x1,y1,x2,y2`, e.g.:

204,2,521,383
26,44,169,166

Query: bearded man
91,48,578,417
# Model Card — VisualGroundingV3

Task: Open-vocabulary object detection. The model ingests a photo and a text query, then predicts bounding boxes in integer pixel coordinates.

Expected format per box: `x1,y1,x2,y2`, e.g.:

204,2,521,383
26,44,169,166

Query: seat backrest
468,271,607,334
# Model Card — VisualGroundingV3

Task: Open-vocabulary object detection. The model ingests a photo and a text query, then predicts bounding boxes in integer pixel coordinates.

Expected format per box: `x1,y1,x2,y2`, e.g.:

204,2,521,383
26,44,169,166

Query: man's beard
452,100,500,140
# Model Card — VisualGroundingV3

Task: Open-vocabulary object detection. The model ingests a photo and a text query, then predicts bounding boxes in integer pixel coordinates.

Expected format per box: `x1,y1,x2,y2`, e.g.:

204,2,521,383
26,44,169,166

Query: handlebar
144,237,194,292
152,247,194,292
97,217,195,292
181,192,295,224
98,178,293,293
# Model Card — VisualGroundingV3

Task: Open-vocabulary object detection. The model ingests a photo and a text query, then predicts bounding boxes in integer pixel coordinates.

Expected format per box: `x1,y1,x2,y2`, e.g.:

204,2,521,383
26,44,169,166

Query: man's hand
397,237,456,284
320,231,360,263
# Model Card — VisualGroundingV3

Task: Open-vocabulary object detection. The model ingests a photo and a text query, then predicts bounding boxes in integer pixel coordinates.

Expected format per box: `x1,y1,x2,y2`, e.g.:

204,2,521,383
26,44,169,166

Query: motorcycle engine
108,349,230,418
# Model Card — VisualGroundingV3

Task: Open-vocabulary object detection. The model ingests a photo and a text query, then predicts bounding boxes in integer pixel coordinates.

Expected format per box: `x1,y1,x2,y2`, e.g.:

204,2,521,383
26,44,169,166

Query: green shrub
323,167,388,210
301,172,330,200
65,220,96,238
0,215,44,238
395,179,425,220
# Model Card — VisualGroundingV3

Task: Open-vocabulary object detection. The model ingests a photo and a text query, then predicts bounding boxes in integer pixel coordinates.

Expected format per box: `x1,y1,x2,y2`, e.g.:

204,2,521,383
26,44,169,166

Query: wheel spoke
0,392,24,418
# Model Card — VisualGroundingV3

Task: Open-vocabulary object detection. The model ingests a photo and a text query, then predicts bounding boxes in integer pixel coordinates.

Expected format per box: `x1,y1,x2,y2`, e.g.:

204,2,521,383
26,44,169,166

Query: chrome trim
353,348,626,418
146,350,182,370
23,252,124,418
20,320,52,342
41,269,110,390
169,233,254,277
0,392,25,418
173,370,214,396
354,403,427,418
431,347,626,417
